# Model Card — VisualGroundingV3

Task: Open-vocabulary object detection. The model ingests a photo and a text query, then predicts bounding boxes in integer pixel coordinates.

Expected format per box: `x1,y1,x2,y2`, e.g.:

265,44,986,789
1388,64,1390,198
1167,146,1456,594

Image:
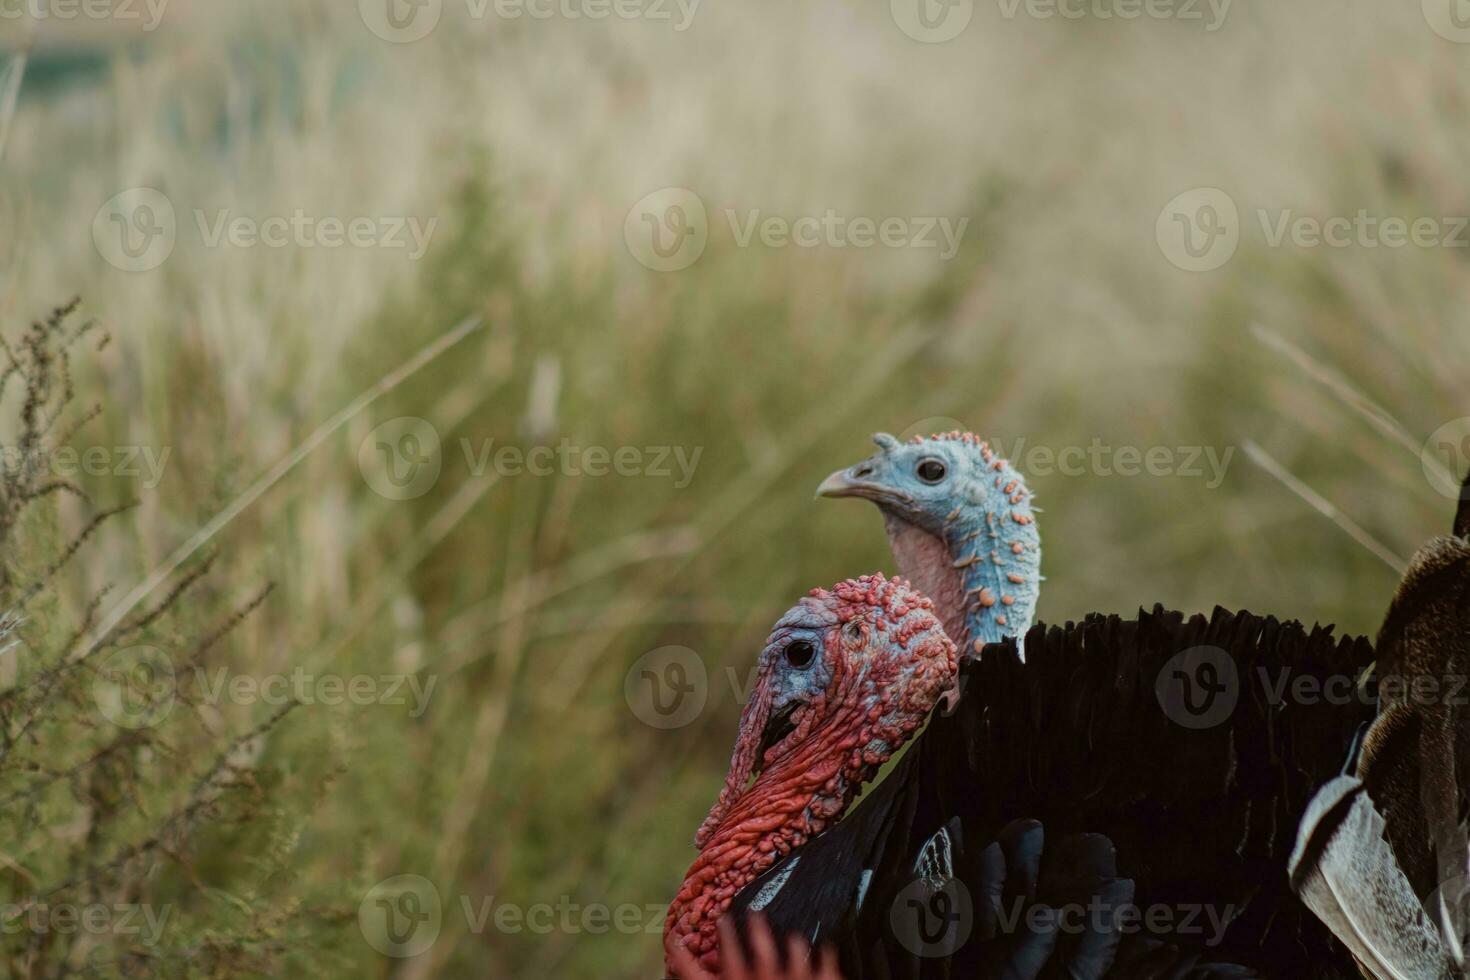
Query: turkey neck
665,701,893,972
883,491,1039,658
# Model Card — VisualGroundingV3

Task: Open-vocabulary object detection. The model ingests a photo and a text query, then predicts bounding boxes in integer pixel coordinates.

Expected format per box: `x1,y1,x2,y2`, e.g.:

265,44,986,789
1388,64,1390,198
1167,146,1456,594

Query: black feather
729,605,1376,978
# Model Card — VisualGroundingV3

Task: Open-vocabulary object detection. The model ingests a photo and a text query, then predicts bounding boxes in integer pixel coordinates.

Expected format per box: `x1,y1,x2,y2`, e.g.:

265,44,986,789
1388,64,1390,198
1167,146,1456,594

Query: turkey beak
816,464,912,506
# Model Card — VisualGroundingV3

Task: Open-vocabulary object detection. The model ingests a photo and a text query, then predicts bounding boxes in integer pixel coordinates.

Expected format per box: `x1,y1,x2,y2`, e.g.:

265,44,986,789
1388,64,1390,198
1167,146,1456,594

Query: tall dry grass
1,0,1467,974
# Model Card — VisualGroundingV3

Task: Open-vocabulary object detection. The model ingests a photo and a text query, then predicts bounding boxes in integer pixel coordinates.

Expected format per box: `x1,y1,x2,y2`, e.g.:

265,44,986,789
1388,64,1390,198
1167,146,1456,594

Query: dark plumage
1287,467,1470,978
1356,530,1470,901
729,605,1377,978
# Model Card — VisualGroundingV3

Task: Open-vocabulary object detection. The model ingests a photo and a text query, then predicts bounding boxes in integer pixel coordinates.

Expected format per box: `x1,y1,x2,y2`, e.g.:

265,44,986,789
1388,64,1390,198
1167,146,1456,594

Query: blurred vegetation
2,1,1468,976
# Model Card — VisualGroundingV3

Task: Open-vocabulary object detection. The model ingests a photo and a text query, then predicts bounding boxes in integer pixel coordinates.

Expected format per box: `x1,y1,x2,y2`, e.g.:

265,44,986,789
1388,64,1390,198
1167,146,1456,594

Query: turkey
664,575,959,975
1288,471,1470,978
707,600,1376,978
663,575,1204,979
666,431,1393,977
817,431,1040,658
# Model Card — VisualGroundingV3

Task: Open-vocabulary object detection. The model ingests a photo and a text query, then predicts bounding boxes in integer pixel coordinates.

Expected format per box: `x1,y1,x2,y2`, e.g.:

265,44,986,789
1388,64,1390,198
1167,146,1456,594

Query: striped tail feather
1288,776,1457,979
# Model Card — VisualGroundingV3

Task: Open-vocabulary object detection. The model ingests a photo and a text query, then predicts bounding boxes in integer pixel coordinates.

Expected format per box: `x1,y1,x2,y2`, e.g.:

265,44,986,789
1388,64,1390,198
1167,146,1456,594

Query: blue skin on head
817,432,1041,657
756,600,839,748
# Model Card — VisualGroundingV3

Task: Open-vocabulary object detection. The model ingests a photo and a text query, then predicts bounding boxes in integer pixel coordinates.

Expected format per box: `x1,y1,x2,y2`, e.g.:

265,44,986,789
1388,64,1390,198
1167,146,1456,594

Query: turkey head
664,574,957,976
817,431,1040,659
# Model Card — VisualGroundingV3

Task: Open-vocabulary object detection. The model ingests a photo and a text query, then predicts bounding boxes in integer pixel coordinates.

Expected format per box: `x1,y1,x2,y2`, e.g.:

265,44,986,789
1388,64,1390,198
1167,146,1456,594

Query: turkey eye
784,640,815,669
916,458,947,484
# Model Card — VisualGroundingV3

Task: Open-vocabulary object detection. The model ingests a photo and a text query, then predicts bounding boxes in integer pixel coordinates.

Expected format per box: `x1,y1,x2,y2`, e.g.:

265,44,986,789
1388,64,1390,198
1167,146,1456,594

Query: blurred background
2,0,1468,975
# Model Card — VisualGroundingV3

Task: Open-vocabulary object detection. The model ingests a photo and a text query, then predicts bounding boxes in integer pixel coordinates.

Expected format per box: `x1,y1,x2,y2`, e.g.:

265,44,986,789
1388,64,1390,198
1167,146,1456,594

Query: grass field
2,1,1469,975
